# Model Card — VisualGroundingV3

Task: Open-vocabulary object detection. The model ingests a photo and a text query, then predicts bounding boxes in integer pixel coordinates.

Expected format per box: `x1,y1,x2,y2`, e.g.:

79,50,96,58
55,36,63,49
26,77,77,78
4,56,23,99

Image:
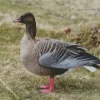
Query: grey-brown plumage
20,36,68,76
14,12,100,77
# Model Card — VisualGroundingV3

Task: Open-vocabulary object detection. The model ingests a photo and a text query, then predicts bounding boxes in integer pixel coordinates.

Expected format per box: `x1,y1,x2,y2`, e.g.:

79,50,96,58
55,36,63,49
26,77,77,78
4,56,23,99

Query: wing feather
38,39,100,69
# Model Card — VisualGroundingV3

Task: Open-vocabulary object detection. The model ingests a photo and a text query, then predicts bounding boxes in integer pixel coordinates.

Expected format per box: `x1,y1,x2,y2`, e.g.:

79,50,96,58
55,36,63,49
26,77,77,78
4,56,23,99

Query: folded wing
39,40,100,69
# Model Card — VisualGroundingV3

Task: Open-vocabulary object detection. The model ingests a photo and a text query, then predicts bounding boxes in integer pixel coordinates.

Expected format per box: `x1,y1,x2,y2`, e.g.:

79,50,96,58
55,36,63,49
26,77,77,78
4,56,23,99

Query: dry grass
0,0,100,100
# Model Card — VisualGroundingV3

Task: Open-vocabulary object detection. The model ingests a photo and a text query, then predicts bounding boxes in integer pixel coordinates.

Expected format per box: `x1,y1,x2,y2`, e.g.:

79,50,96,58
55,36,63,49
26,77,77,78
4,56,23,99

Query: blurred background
0,0,100,100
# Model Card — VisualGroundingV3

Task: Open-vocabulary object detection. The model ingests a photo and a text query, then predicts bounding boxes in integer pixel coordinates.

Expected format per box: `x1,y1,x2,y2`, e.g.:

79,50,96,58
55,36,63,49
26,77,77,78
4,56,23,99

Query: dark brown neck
26,22,36,39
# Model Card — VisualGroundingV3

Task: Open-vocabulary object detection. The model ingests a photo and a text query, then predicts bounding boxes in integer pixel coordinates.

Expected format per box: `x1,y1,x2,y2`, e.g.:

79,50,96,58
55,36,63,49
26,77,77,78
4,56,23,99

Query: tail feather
93,64,100,69
84,52,100,65
84,66,96,72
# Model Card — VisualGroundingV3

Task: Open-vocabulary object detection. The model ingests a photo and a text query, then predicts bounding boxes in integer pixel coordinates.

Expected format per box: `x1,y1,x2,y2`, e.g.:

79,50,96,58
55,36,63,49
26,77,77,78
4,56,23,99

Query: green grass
0,0,100,100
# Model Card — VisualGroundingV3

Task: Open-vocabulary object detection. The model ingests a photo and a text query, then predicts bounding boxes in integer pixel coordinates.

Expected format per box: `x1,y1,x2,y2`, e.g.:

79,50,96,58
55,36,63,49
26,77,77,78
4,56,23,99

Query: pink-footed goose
14,12,100,93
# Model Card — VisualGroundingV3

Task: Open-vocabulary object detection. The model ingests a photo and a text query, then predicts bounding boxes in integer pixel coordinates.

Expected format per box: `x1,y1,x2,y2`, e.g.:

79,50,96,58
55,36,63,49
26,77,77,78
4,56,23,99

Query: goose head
14,12,35,24
14,12,36,39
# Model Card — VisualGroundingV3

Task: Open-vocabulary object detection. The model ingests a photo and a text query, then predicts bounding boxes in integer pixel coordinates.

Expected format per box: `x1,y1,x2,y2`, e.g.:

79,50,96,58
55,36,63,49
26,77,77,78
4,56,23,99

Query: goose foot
40,85,49,89
40,89,53,93
40,77,54,93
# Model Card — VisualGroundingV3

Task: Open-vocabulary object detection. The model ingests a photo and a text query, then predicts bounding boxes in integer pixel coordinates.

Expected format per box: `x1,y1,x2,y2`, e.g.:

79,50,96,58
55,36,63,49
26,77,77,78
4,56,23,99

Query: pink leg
40,77,54,93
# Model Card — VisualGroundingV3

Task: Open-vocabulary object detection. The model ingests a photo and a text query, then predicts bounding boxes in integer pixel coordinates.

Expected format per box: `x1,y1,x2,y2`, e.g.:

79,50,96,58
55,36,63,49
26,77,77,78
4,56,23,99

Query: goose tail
93,64,100,69
84,66,96,72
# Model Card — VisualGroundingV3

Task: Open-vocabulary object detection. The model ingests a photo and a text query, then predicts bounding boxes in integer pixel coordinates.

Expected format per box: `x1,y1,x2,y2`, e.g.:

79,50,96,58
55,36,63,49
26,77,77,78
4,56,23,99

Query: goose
14,12,100,93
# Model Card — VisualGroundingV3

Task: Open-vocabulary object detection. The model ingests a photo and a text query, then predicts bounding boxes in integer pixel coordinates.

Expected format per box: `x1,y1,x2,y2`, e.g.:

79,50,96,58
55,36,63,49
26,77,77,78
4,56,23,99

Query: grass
0,0,100,100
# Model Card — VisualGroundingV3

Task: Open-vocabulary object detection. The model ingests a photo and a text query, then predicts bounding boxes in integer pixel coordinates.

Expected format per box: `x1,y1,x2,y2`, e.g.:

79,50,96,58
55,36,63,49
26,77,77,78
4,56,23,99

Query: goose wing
39,39,100,69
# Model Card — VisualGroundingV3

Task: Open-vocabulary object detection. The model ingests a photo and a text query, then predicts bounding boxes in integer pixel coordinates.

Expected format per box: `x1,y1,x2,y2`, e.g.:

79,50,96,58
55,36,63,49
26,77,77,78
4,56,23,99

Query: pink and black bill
14,17,21,22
